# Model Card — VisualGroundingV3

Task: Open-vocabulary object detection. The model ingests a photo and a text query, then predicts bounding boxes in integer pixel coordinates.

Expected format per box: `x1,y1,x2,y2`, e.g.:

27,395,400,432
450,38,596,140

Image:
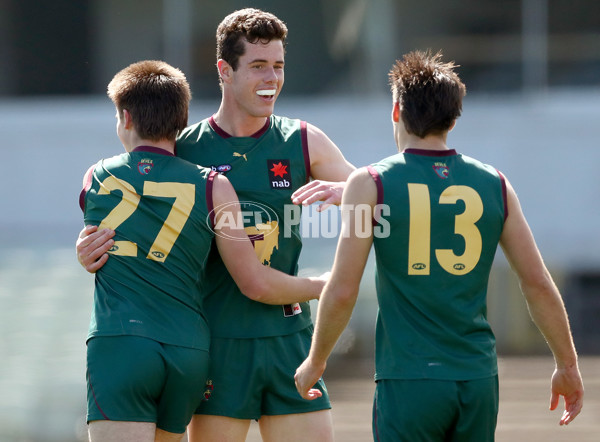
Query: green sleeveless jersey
176,115,312,338
80,146,216,350
368,148,507,381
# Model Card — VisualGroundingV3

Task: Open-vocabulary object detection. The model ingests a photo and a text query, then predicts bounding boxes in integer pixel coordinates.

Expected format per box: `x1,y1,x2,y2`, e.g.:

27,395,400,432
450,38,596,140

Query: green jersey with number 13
368,148,507,381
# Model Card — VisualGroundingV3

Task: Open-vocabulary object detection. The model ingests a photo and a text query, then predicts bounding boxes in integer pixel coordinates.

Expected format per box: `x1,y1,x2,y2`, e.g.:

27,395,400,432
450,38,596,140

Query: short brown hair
389,50,466,138
107,60,191,141
216,8,288,71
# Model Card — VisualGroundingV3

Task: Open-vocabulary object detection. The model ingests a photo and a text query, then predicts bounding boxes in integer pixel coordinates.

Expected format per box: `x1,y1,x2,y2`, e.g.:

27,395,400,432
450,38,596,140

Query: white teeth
256,89,276,96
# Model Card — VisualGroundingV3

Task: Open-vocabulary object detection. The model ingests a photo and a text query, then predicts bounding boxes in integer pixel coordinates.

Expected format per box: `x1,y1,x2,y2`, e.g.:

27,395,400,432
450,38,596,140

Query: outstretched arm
294,168,376,399
499,177,583,425
291,123,355,212
212,173,325,305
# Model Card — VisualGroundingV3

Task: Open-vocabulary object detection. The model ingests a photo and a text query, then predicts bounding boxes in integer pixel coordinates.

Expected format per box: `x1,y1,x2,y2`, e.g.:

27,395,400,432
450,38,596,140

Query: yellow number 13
408,184,483,276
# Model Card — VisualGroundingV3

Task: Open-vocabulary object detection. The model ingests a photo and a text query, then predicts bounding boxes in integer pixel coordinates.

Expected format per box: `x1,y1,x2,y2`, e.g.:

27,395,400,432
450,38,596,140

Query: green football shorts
196,326,331,419
372,376,499,442
87,335,210,434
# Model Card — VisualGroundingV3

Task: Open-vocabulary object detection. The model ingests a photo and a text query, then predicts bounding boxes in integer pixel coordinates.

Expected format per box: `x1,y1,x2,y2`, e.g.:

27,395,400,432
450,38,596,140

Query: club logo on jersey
211,164,232,174
138,159,154,175
433,162,449,179
268,159,291,189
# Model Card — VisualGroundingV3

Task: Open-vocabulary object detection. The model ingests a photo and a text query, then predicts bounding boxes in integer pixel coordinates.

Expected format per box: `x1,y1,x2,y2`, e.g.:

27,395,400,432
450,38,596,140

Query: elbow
325,283,359,309
237,278,269,303
338,290,359,309
523,268,555,290
520,269,559,302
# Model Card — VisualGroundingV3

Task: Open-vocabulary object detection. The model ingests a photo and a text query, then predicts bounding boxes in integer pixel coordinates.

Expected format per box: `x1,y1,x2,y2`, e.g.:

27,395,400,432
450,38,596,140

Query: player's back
369,148,507,381
80,146,215,350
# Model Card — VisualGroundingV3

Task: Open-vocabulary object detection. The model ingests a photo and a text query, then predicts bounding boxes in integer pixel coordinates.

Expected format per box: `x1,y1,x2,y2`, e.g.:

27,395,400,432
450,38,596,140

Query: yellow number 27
96,175,194,262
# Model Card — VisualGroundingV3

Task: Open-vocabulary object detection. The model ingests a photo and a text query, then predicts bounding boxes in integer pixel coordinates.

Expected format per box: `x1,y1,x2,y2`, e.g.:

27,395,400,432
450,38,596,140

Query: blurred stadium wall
2,0,599,361
2,92,599,355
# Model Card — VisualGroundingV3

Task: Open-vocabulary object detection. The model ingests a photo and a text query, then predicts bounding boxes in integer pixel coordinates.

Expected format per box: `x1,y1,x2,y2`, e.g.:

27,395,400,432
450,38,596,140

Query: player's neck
125,138,175,155
214,103,270,137
400,133,450,152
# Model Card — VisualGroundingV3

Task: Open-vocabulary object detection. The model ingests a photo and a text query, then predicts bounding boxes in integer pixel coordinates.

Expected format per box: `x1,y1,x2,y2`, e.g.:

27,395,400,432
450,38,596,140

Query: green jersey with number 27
80,146,216,350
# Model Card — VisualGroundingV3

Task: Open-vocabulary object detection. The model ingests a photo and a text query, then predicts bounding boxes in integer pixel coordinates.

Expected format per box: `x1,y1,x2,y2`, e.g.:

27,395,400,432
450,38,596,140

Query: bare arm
499,178,583,425
75,173,325,306
212,173,325,305
294,168,376,399
291,123,355,211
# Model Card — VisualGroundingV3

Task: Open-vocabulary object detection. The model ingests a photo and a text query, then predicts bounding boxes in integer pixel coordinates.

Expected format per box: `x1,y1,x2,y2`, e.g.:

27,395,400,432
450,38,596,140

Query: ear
122,109,134,129
448,119,456,132
217,59,232,84
392,102,400,123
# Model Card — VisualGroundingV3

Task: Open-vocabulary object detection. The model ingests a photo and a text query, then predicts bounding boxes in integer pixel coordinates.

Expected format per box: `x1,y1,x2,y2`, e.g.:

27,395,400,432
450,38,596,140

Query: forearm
294,281,357,401
245,269,325,305
308,282,358,365
521,274,578,368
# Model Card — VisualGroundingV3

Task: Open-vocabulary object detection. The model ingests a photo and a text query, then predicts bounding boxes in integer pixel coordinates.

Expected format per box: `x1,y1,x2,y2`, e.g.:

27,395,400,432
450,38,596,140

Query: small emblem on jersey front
433,162,449,179
138,159,154,175
283,302,302,317
268,159,291,189
233,152,248,161
212,164,232,174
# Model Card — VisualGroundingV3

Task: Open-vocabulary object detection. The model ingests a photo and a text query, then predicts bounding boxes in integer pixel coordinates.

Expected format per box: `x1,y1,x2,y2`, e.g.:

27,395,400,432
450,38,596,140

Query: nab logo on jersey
267,159,291,189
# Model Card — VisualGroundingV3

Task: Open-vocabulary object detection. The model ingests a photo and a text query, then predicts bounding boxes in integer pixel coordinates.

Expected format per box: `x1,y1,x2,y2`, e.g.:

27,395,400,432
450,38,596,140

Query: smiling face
220,38,285,120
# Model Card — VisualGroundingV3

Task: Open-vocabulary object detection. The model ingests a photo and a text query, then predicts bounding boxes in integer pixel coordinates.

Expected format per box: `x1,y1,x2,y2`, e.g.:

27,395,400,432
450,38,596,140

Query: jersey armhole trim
301,121,310,183
80,164,96,212
206,170,218,228
497,169,508,222
366,165,384,226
